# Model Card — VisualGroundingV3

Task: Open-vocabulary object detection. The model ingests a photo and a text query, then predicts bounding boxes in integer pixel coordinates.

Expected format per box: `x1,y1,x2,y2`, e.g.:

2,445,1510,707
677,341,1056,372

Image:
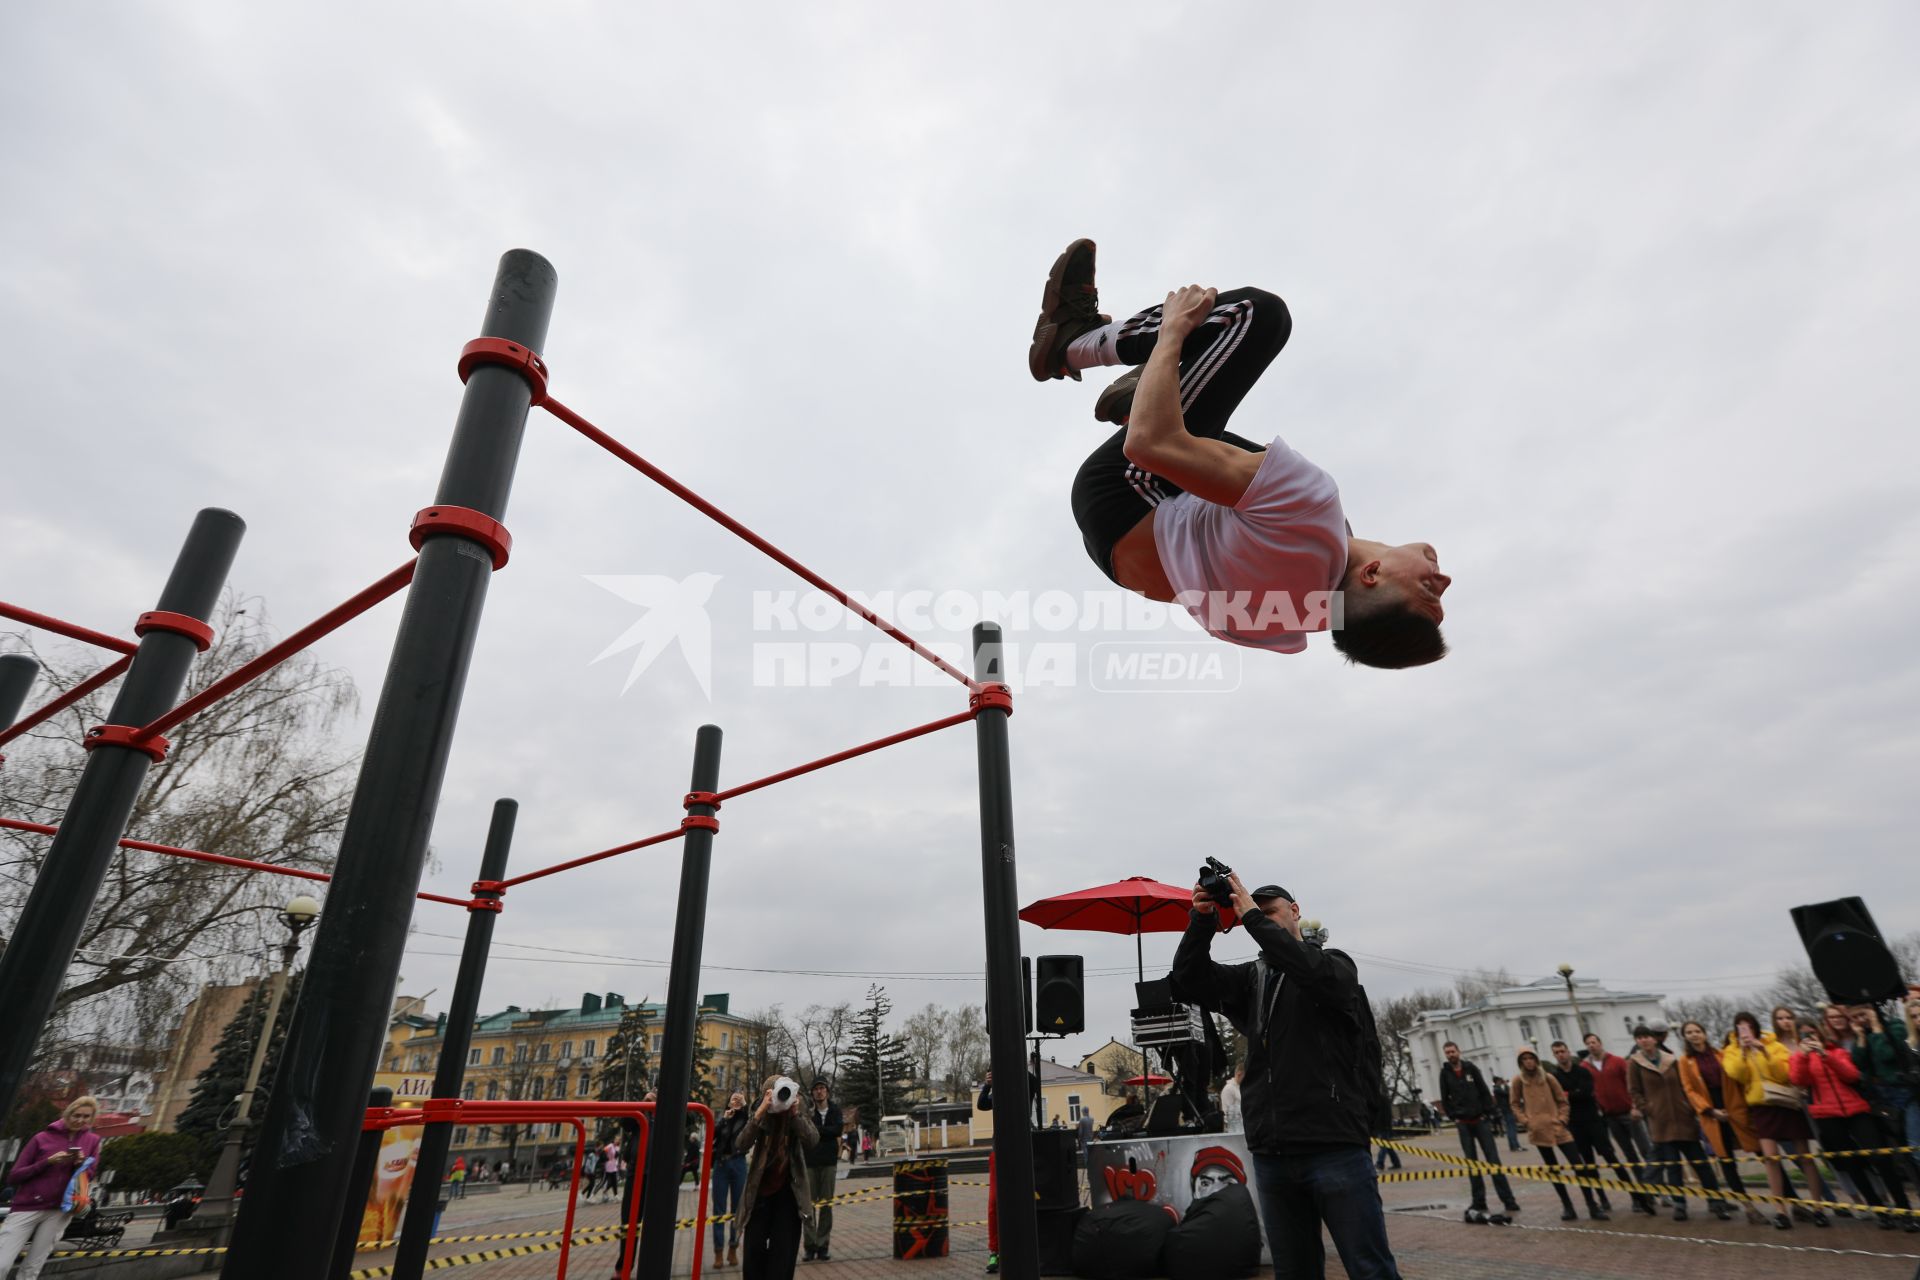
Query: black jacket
1170,909,1384,1155
803,1100,843,1168
1550,1061,1601,1130
713,1104,752,1165
1437,1060,1493,1122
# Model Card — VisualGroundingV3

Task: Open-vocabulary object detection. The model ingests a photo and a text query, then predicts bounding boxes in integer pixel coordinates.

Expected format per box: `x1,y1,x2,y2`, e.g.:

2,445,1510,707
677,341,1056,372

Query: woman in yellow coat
1678,1022,1766,1225
1721,1011,1831,1229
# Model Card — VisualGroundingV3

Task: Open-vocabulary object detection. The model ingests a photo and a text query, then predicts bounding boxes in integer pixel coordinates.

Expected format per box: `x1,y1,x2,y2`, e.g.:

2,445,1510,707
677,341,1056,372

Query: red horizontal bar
497,826,689,890
711,708,976,805
0,816,464,908
0,601,138,655
540,395,977,692
132,559,418,743
0,655,132,748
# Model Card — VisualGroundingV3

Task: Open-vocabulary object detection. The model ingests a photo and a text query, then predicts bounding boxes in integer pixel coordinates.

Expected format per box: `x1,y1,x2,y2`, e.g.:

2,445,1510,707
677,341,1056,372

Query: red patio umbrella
1121,1074,1174,1088
1018,875,1197,982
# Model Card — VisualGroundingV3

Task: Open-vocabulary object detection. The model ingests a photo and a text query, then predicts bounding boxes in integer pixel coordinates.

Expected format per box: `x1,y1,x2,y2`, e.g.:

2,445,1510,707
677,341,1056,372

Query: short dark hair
1331,580,1447,670
1631,1025,1655,1039
1442,1040,1458,1050
1549,1040,1568,1050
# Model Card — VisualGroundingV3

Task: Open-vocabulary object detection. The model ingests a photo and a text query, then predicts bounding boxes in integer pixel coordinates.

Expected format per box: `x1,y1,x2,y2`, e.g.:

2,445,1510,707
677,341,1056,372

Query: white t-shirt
1220,1076,1243,1133
1152,436,1347,652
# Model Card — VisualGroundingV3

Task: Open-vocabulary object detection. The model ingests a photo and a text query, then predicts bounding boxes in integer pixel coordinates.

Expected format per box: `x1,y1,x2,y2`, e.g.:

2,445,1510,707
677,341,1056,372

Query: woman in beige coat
735,1078,820,1280
1511,1050,1606,1221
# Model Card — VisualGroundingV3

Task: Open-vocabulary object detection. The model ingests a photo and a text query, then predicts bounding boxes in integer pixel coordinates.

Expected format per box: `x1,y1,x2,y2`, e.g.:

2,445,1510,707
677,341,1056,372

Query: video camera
1197,856,1238,925
768,1076,801,1113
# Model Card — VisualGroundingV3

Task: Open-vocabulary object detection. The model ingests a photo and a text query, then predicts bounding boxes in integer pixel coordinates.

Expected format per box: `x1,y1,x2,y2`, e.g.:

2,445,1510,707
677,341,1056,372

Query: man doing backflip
1030,239,1451,668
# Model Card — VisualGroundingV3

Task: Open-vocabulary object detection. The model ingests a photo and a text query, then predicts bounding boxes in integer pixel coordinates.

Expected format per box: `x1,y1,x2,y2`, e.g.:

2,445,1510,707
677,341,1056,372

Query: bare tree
1371,988,1455,1105
794,1001,852,1086
1664,995,1744,1038
738,1006,795,1087
1,594,358,1078
899,1003,948,1096
940,1004,988,1098
1452,968,1519,1007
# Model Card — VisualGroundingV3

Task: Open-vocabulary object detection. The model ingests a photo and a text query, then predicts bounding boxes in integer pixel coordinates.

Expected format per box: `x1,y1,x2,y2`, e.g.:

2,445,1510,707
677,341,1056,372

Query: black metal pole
0,653,38,742
0,508,244,1120
390,799,518,1280
224,250,557,1280
973,622,1037,1280
327,1087,394,1280
635,725,724,1280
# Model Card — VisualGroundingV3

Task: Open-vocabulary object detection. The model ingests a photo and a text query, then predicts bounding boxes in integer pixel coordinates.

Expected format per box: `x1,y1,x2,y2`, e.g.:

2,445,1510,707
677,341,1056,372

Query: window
549,1123,563,1138
537,1043,550,1062
1517,1018,1534,1044
492,1048,506,1066
554,1075,568,1099
583,1039,596,1058
1548,1016,1565,1043
650,1034,662,1053
515,1044,528,1063
580,1073,593,1095
531,1077,546,1100
477,1126,492,1143
559,1041,573,1059
487,1081,501,1100
462,1082,476,1100
1067,1094,1083,1122
468,1048,481,1066
454,1127,468,1145
720,1032,730,1050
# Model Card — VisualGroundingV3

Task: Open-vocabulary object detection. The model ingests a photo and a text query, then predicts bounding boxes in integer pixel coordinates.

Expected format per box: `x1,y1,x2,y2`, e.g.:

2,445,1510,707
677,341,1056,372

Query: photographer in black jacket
1172,874,1401,1280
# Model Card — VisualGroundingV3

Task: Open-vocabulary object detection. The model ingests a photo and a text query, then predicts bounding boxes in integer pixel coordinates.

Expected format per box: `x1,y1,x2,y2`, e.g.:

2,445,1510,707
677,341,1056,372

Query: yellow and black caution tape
1380,1136,1917,1173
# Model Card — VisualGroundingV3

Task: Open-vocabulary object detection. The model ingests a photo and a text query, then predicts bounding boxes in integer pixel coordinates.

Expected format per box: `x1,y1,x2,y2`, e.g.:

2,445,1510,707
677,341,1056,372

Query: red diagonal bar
0,816,465,908
711,708,976,804
130,559,418,743
540,395,978,691
0,655,133,748
0,601,139,655
496,826,690,890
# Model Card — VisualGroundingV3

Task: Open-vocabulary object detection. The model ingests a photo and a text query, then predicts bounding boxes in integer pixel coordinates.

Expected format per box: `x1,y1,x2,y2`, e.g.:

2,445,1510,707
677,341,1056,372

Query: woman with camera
710,1091,752,1268
1722,1012,1831,1229
736,1076,819,1280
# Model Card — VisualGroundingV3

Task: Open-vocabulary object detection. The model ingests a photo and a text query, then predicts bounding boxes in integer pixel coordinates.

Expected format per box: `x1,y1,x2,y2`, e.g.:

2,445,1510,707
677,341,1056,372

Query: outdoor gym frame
0,250,1040,1280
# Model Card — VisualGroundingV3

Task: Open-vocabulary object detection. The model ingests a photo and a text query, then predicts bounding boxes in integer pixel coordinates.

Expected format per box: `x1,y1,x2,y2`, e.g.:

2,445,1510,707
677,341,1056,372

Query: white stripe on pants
0,1208,70,1280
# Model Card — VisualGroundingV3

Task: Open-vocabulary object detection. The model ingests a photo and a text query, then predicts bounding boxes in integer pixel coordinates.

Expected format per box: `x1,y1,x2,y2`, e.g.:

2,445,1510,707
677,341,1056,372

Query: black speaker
1792,897,1905,1003
1036,955,1086,1035
1032,1129,1080,1210
987,956,1034,1037
1035,1205,1085,1276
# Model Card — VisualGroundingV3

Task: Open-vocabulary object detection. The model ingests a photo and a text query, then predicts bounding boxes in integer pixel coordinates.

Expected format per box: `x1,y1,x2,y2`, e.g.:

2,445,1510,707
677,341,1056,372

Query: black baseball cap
811,1078,831,1092
1250,885,1293,903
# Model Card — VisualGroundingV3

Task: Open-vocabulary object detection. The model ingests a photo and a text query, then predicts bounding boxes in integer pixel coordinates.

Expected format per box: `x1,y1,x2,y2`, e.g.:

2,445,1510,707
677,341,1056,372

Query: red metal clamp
84,724,170,762
410,506,512,570
680,814,720,834
683,791,722,812
969,682,1013,716
458,337,550,406
134,611,215,652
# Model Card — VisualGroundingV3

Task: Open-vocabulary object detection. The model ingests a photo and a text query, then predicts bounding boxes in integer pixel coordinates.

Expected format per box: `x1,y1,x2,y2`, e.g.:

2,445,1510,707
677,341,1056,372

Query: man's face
1364,543,1451,623
1253,894,1300,930
1443,1044,1461,1065
1192,1166,1238,1200
1584,1035,1603,1057
813,1084,828,1108
1551,1044,1574,1069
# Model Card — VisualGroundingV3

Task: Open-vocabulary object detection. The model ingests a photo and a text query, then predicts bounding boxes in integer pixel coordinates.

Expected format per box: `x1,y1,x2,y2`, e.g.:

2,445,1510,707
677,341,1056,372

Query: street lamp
1557,963,1586,1044
187,893,322,1235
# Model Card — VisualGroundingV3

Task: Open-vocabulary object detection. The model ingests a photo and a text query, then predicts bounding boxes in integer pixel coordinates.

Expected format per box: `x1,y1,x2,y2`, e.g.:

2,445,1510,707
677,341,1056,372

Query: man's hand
1190,883,1217,915
1226,873,1258,921
48,1150,73,1164
1157,285,1217,345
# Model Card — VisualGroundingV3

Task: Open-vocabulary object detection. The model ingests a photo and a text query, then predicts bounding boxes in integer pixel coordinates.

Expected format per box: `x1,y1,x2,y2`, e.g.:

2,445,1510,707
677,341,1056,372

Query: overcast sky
4,3,1918,1074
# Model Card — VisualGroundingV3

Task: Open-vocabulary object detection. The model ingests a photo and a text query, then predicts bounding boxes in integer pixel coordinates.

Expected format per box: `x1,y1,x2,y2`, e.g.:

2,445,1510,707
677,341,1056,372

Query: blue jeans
711,1155,747,1251
1250,1147,1402,1280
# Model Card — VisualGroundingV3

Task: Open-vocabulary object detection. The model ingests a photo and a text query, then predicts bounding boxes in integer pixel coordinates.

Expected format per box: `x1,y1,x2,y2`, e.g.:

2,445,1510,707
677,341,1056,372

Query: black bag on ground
1163,1181,1261,1280
1072,1198,1174,1279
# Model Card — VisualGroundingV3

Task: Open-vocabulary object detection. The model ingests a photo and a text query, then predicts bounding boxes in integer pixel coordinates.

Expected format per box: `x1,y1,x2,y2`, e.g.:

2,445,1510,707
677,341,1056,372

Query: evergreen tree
176,975,302,1163
835,985,916,1123
595,1002,654,1141
689,1009,718,1109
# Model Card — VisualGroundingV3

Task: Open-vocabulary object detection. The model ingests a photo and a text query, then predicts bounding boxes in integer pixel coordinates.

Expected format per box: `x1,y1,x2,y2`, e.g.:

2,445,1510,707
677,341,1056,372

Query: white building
1408,977,1667,1106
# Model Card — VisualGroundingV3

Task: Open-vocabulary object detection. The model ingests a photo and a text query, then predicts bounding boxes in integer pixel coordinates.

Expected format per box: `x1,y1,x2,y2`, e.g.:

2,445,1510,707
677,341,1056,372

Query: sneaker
1560,1207,1579,1221
1093,365,1143,425
1028,238,1109,382
1588,1207,1610,1221
985,1253,1000,1273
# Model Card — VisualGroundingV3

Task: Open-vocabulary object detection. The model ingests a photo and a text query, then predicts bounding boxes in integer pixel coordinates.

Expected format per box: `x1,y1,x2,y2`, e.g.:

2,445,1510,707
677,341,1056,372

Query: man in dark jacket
1172,873,1401,1279
801,1079,842,1261
1547,1040,1614,1215
1436,1042,1521,1217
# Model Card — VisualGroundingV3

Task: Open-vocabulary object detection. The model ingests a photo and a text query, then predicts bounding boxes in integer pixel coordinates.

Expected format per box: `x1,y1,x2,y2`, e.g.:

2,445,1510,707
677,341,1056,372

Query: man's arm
1170,901,1252,1028
1237,909,1358,1011
1626,1062,1651,1116
1469,1066,1493,1114
1124,285,1265,508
